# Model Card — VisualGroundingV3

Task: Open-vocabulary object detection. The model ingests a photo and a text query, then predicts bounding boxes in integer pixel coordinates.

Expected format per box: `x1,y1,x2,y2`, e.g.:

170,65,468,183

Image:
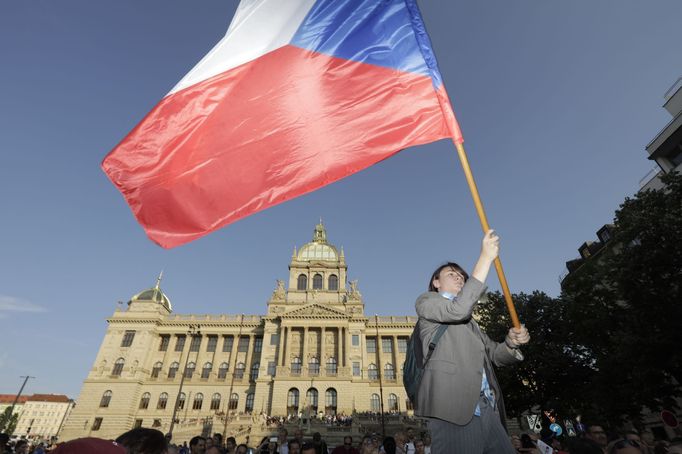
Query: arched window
313,273,323,289
291,357,301,375
388,393,398,412
184,362,196,379
177,392,186,410
309,357,320,376
251,362,260,381
297,274,307,290
326,357,338,375
370,394,381,412
202,362,212,379
157,392,168,410
99,390,112,408
151,362,163,378
325,388,337,415
384,363,395,380
306,388,319,413
139,392,151,410
328,274,339,291
228,393,239,410
112,358,125,376
218,362,229,379
235,362,245,380
193,393,203,410
368,363,378,380
245,393,255,414
287,388,299,416
210,393,221,410
168,362,179,379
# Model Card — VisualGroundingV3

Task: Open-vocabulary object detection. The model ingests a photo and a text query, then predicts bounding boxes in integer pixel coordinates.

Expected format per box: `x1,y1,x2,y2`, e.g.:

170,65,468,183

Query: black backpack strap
423,324,448,366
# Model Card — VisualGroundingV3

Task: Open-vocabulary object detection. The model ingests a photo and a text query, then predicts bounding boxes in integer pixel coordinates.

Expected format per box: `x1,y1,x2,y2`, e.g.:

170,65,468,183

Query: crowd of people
2,423,682,454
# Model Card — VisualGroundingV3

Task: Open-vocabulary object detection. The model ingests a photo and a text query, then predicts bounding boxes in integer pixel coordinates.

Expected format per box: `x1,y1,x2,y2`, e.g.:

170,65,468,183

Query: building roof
27,394,71,403
296,221,340,261
0,394,28,404
129,272,172,311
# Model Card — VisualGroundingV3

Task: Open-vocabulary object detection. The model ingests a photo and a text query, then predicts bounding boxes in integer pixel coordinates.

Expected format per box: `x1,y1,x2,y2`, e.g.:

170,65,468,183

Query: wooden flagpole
452,140,521,329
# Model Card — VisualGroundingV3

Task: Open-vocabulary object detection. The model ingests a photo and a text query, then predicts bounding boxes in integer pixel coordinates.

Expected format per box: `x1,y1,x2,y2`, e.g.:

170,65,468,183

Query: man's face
226,440,236,452
343,437,353,451
289,442,301,454
191,439,206,454
236,446,248,454
16,444,29,454
407,429,414,440
586,426,607,447
206,448,222,454
294,429,303,440
415,440,425,453
433,267,465,295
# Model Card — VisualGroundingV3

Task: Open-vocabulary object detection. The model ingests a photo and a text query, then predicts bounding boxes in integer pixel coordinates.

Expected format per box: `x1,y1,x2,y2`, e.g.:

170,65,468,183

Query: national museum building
60,223,416,442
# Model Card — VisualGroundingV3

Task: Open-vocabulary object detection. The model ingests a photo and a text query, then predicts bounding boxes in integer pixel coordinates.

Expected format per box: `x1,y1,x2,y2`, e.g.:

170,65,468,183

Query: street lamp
168,324,201,438
374,315,386,437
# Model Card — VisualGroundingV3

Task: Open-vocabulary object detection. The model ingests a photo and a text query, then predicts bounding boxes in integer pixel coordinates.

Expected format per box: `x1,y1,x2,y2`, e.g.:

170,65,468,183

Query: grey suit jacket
414,277,523,426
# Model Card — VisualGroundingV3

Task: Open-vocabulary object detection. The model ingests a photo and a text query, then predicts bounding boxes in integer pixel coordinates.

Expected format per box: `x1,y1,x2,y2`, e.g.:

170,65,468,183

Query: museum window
326,357,337,376
92,417,103,431
366,337,376,353
218,362,229,379
99,390,112,408
307,388,319,413
270,333,279,346
238,336,249,352
134,419,143,429
405,399,414,411
251,362,260,381
309,357,319,376
228,393,239,410
287,388,299,415
291,357,302,375
175,335,186,352
382,337,393,353
151,362,162,378
168,362,179,379
210,393,221,410
267,361,277,376
352,362,360,376
177,392,186,410
189,335,202,352
159,335,170,351
184,362,196,379
139,393,150,409
121,330,135,347
112,358,125,376
297,274,307,290
193,393,203,410
152,419,162,428
328,274,338,290
223,335,234,352
206,335,218,352
245,393,255,414
352,335,359,347
325,388,337,415
388,394,398,412
235,362,245,380
313,273,323,289
370,394,380,412
202,362,212,379
254,336,263,353
157,393,168,410
398,337,408,353
384,363,395,380
368,363,378,381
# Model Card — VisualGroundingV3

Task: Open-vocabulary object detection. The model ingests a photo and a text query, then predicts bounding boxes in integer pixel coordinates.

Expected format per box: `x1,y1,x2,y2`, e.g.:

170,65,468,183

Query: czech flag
103,0,463,248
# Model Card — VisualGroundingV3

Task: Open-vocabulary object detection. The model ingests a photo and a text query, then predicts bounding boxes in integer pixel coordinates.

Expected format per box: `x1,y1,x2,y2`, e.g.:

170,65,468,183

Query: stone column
277,324,285,366
321,326,327,373
337,327,342,369
302,327,309,372
393,335,399,378
282,326,289,367
244,334,255,379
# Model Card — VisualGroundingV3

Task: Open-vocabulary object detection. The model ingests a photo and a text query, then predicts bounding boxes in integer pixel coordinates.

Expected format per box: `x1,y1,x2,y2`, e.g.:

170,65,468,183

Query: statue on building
347,279,361,300
271,279,286,299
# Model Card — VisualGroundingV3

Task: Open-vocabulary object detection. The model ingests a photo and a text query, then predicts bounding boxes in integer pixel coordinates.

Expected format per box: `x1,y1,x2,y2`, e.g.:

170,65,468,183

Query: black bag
402,320,448,403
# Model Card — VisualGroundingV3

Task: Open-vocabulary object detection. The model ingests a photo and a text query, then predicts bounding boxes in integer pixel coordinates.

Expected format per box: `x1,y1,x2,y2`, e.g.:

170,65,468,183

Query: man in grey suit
415,230,530,453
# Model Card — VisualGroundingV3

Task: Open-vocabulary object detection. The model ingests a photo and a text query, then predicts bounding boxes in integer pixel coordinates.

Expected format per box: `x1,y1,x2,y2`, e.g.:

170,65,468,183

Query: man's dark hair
226,436,237,445
289,439,301,449
0,433,9,444
190,436,206,447
566,437,603,454
428,262,469,292
16,440,29,448
382,436,396,454
116,428,169,454
301,441,315,453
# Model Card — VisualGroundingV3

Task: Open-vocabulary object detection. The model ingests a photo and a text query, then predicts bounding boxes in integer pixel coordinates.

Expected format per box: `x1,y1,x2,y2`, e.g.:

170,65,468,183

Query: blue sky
0,1,680,398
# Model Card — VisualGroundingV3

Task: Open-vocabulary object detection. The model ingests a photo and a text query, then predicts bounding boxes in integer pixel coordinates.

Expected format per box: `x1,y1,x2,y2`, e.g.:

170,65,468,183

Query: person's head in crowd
586,424,608,449
213,433,223,447
654,441,670,454
382,436,396,454
414,439,425,454
394,431,407,448
236,444,249,454
167,446,179,454
406,428,415,442
294,428,304,443
312,432,322,443
301,441,315,454
14,440,29,454
0,433,9,450
278,428,288,441
266,439,277,453
116,428,169,454
567,437,606,454
206,438,214,449
50,438,125,454
289,439,301,454
607,438,644,454
340,436,353,451
189,436,207,454
226,437,237,453
625,430,642,446
423,433,431,447
206,447,222,454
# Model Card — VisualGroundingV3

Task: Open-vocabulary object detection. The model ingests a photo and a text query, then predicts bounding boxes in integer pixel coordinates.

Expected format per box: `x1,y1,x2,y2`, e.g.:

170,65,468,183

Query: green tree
0,406,19,435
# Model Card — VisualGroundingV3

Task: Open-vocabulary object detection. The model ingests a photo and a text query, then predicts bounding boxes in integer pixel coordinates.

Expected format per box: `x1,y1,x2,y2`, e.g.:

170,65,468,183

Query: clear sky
1,1,680,398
